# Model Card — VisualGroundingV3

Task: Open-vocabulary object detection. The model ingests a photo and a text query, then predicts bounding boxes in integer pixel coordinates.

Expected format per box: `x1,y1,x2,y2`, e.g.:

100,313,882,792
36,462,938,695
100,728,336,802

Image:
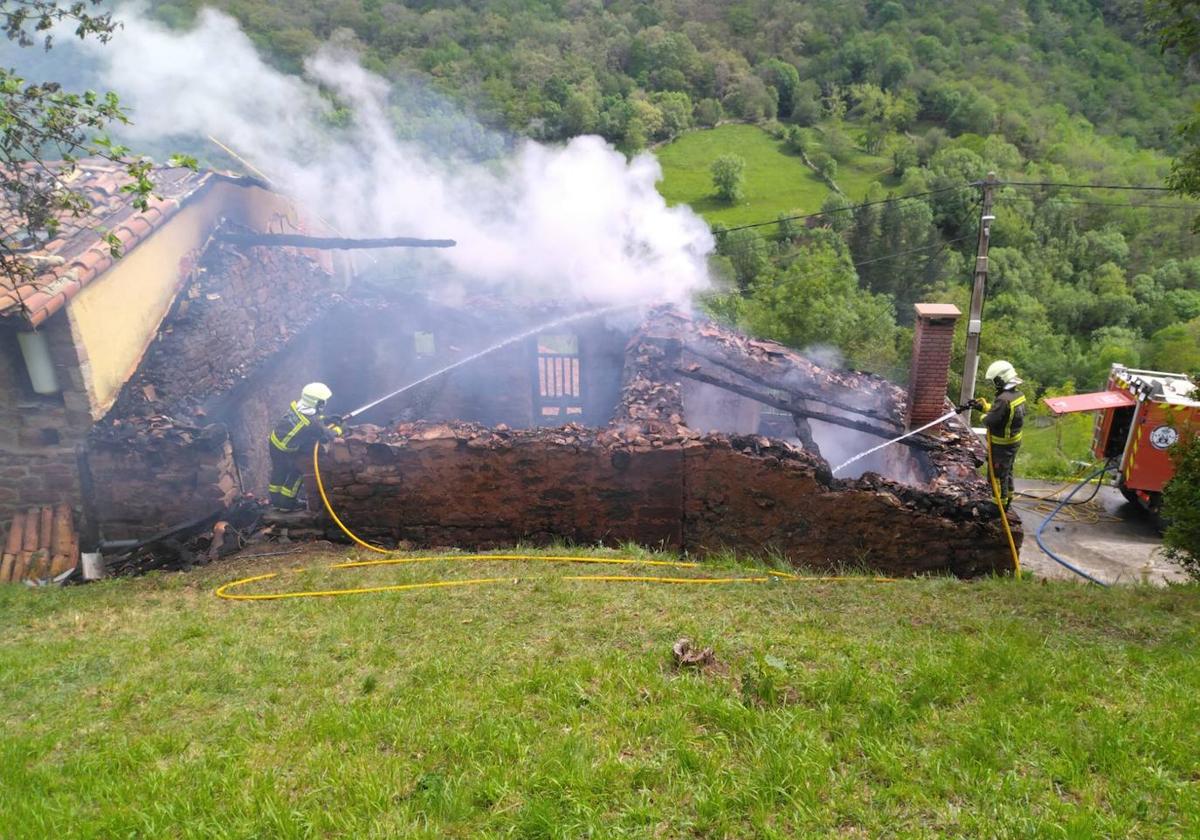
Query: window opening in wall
414,331,435,358
535,333,583,418
1,328,63,406
757,388,793,437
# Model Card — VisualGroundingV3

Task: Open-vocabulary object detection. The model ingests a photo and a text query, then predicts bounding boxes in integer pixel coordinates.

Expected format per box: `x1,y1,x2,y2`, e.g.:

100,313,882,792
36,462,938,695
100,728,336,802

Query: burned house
2,162,1018,579
0,160,346,529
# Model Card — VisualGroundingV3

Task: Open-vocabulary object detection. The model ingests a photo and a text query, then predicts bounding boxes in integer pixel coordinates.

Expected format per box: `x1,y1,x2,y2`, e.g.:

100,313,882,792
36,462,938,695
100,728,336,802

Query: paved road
1011,478,1188,585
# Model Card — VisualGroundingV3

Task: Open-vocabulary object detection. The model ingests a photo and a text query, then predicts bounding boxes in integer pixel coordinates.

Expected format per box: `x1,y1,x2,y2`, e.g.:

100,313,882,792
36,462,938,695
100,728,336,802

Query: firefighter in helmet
267,382,344,510
969,360,1025,510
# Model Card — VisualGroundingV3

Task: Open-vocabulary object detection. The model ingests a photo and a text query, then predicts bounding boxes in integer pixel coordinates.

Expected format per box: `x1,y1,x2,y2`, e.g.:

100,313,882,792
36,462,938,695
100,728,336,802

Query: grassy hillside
655,124,896,226
3,548,1199,837
655,125,829,226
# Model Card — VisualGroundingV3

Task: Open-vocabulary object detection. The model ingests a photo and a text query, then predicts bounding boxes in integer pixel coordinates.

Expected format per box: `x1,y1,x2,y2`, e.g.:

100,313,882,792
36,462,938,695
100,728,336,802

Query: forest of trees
143,0,1200,395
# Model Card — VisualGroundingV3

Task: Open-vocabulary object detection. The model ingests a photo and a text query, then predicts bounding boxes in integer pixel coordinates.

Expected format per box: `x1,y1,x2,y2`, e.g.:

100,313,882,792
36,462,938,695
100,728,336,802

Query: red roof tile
0,504,78,583
1,159,213,326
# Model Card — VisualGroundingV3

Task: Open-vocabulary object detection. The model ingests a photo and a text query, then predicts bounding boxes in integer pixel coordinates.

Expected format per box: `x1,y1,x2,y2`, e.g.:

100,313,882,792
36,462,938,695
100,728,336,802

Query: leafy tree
1149,0,1200,226
789,79,822,126
1,1,194,305
890,136,918,177
783,125,807,155
822,121,853,162
819,192,854,234
652,91,693,139
694,97,723,128
758,59,801,120
710,153,746,204
1146,317,1200,372
561,89,599,136
740,231,899,373
715,227,770,290
722,73,777,122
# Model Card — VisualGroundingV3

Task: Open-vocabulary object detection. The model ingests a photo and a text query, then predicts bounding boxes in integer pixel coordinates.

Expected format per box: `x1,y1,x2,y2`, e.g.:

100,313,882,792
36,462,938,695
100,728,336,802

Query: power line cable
719,184,973,233
851,235,974,268
996,194,1198,211
1000,180,1175,192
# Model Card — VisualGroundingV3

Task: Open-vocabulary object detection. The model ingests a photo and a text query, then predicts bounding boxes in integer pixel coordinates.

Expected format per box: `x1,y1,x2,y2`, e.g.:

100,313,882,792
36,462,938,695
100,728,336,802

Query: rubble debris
104,498,264,576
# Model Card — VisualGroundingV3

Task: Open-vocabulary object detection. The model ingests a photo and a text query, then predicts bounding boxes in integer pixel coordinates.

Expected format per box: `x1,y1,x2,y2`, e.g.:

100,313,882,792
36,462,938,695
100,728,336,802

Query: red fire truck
1044,365,1200,514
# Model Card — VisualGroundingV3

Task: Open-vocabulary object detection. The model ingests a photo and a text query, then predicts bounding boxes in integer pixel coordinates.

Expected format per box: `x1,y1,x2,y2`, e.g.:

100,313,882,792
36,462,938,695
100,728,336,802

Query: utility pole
959,171,998,418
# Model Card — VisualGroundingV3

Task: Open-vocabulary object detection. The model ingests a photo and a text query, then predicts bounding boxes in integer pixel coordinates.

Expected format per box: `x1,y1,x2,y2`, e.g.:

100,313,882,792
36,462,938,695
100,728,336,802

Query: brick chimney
906,303,961,429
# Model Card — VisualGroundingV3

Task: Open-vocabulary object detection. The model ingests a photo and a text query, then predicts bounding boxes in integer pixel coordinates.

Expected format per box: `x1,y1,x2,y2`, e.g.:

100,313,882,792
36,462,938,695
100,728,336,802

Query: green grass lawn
655,125,828,227
3,547,1200,837
1017,412,1097,480
655,123,898,227
832,145,901,203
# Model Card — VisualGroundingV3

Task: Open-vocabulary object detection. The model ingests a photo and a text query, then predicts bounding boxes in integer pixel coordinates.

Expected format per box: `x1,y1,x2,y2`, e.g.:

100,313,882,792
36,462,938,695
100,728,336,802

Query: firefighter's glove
970,398,990,412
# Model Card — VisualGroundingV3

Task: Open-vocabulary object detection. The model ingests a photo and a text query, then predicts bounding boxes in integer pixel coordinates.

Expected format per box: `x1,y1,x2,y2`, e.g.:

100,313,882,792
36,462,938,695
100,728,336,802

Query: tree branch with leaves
0,0,194,320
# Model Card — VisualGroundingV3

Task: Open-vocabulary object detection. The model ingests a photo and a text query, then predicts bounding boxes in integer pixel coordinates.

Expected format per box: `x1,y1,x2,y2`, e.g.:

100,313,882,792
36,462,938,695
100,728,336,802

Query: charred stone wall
87,423,238,540
313,423,1012,577
314,424,684,548
89,241,337,530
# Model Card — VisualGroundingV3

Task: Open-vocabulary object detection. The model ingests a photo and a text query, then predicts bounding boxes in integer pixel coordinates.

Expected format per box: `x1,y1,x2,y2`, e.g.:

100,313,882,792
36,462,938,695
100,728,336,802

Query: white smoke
57,7,715,305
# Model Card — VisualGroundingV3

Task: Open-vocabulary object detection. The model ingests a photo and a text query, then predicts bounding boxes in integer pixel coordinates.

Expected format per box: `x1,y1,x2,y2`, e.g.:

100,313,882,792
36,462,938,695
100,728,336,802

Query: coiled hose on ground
1034,462,1112,587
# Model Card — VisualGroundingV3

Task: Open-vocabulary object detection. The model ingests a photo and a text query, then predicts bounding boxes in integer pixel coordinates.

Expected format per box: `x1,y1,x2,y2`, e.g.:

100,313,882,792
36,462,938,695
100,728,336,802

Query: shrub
711,153,746,204
1162,430,1200,576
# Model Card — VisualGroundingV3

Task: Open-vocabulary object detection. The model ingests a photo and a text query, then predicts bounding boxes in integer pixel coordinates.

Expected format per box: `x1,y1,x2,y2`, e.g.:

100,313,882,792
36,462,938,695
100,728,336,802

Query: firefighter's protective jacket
269,402,343,454
983,388,1026,446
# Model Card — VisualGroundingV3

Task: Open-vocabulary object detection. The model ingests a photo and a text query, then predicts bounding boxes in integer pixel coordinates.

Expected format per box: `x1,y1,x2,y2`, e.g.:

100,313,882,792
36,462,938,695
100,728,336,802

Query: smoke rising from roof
34,7,715,306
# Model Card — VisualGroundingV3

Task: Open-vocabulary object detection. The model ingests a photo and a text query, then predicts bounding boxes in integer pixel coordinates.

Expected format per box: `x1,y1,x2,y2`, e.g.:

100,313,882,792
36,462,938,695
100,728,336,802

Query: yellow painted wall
67,182,307,419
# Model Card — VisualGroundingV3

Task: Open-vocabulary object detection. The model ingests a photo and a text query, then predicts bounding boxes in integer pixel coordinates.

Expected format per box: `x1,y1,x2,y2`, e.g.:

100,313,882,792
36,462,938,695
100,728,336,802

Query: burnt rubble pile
103,497,267,576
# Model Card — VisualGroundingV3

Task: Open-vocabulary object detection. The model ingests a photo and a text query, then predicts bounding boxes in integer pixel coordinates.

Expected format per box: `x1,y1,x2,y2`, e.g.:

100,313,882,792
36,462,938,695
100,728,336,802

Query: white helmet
299,382,332,410
985,360,1020,388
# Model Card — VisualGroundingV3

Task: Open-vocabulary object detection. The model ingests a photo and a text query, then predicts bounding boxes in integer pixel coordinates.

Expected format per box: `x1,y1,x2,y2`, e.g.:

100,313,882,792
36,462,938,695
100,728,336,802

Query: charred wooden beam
678,340,901,425
675,363,940,450
215,232,456,250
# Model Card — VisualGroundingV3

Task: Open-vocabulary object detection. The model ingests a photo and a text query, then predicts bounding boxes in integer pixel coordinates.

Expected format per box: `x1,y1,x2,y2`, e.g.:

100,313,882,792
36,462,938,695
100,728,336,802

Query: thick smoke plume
25,7,714,306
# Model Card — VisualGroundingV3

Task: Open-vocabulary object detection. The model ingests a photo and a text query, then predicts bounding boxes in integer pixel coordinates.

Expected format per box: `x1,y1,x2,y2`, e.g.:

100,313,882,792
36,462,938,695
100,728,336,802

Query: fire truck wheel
1118,484,1140,507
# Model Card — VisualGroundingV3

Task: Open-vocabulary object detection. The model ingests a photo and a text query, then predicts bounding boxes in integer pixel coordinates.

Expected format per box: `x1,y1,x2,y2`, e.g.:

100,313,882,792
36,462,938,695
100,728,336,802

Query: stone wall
0,310,94,519
0,445,80,521
309,423,1014,577
682,441,1008,577
87,423,239,540
312,424,683,548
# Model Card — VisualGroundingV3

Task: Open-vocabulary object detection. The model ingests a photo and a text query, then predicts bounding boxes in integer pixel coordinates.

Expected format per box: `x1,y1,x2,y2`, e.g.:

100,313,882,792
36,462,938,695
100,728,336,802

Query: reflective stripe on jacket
984,390,1026,446
269,402,342,453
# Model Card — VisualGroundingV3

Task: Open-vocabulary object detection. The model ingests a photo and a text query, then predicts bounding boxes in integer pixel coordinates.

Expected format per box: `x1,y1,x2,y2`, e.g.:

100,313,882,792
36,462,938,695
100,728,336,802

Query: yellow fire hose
212,444,899,601
985,435,1022,578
